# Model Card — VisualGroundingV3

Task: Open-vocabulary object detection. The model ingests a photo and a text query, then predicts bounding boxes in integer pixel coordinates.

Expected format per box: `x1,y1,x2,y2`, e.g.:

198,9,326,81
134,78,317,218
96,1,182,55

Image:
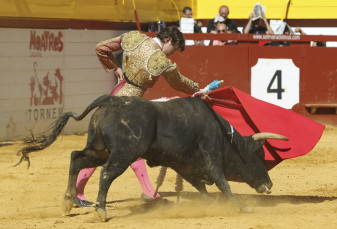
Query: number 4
267,70,285,99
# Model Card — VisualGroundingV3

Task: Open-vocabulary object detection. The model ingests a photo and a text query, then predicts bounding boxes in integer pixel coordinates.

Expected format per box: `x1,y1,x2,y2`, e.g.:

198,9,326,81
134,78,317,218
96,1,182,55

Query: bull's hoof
95,208,107,222
240,205,253,213
201,193,214,202
61,198,74,216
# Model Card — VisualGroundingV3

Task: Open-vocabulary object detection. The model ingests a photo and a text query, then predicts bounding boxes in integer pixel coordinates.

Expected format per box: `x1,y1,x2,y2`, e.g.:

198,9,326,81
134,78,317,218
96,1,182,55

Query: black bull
17,95,287,221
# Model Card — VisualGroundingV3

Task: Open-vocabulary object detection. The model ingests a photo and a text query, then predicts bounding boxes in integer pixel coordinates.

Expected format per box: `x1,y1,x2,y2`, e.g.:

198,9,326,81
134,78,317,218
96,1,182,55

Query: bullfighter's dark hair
156,26,185,52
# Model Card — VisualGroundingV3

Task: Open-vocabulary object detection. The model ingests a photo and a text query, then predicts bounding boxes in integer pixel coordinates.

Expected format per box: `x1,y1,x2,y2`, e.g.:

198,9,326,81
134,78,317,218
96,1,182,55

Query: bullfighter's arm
95,34,126,72
147,50,199,95
161,66,199,95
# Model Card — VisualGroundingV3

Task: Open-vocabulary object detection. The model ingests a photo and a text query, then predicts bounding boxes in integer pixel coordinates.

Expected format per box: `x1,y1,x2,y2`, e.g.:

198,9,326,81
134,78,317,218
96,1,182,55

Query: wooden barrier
0,28,127,141
1,30,336,141
144,33,337,126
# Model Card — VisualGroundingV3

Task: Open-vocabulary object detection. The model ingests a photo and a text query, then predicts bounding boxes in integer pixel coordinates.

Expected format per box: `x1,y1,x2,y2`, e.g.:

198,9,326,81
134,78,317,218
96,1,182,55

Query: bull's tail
15,94,112,168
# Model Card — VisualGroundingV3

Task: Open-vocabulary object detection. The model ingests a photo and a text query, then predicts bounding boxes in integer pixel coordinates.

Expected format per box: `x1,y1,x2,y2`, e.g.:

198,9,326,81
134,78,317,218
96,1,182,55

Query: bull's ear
249,136,265,152
255,139,265,147
248,138,266,159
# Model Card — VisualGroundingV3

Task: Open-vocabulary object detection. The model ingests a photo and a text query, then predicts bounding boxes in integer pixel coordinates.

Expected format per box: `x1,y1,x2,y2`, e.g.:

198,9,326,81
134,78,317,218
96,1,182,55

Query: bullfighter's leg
209,169,252,212
75,158,160,205
75,167,96,206
61,148,107,216
130,158,161,200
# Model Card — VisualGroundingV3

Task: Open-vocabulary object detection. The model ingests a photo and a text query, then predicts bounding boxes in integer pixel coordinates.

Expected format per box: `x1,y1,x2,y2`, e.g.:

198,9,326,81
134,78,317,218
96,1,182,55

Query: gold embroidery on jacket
121,31,148,51
122,38,160,89
114,83,144,97
147,50,175,76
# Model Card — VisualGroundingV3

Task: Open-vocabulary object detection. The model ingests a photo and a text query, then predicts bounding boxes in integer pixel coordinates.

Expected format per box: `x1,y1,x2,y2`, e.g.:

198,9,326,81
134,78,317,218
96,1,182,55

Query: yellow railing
0,0,336,22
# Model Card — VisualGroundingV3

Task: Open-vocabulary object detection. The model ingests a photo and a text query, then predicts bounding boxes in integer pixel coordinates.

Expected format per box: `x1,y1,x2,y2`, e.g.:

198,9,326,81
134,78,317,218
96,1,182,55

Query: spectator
208,15,225,35
174,6,202,46
144,20,166,32
294,27,306,35
211,15,225,32
226,28,238,45
270,23,309,46
194,40,204,46
243,12,274,35
174,6,201,33
210,23,237,46
269,22,293,46
292,27,326,47
207,5,240,33
243,5,274,47
313,41,327,47
193,25,205,46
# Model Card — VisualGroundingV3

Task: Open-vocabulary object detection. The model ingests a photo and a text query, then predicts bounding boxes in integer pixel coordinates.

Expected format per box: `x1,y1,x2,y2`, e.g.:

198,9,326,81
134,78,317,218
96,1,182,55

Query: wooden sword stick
175,173,184,202
154,166,167,198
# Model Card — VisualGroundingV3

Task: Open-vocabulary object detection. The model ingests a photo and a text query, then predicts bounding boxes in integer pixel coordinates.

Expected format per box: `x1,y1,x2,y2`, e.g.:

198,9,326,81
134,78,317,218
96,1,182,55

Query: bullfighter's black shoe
74,197,95,207
141,193,161,202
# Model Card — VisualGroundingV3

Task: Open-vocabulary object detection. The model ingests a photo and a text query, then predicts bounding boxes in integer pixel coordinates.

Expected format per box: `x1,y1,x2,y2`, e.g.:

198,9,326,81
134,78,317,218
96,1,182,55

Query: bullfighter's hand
192,90,211,100
115,68,124,84
200,94,212,101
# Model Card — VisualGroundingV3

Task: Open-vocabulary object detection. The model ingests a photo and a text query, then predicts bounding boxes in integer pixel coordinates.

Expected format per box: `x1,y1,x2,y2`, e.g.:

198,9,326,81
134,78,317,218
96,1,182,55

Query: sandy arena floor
0,125,336,229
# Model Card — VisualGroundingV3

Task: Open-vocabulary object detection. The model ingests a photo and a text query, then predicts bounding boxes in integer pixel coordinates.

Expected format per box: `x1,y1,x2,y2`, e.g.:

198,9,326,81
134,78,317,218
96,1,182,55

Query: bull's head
228,132,288,194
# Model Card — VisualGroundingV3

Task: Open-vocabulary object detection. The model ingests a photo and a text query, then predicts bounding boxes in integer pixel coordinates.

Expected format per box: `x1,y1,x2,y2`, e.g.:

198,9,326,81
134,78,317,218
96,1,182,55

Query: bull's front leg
214,175,253,213
219,179,252,212
179,174,213,202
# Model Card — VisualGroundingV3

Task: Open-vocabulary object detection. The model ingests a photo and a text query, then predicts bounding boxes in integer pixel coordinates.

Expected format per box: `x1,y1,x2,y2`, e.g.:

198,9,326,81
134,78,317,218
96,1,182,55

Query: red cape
206,87,325,170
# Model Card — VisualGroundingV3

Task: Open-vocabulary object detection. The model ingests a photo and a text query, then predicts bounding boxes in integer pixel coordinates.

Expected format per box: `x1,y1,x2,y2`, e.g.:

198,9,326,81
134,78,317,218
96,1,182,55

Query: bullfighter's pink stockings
130,158,161,199
76,167,96,200
75,158,160,200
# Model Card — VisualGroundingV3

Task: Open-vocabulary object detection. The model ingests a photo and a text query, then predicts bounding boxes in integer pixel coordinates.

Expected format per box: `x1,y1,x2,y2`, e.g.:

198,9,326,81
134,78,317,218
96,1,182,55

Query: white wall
0,28,127,141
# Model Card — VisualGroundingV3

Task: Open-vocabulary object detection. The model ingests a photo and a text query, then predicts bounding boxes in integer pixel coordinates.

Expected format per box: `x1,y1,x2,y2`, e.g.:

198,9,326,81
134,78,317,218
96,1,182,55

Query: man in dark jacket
207,5,240,33
174,6,201,33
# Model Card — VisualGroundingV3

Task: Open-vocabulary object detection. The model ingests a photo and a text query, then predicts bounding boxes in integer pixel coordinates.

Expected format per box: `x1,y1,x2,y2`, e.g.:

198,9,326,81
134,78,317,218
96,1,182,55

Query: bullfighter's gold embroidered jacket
95,31,199,96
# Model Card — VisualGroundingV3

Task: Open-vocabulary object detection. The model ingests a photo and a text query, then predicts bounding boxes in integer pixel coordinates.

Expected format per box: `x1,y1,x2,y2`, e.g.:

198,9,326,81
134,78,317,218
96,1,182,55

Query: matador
75,26,200,207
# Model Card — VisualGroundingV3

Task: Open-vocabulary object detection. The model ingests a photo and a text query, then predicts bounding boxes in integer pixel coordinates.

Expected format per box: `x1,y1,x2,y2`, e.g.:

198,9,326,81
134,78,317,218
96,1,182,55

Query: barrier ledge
145,32,337,45
305,104,337,114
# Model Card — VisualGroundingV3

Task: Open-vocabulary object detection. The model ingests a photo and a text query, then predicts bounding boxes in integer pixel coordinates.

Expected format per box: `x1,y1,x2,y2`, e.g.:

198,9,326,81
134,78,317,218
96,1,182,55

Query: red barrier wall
144,35,337,126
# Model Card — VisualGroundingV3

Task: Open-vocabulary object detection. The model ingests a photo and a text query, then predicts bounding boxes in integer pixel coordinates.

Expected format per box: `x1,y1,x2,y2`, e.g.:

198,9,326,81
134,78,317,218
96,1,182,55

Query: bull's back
151,98,208,151
87,96,158,151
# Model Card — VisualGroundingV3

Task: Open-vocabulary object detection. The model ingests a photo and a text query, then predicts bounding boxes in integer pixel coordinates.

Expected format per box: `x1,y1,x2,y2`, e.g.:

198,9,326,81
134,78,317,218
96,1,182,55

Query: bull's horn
252,132,288,141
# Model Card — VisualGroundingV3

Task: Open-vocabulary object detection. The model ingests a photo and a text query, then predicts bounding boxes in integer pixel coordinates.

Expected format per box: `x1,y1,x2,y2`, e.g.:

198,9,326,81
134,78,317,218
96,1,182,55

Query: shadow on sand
102,191,337,221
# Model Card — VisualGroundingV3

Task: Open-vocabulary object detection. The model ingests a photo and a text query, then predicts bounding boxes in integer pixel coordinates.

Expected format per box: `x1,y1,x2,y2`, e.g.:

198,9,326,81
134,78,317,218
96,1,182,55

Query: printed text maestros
30,30,64,52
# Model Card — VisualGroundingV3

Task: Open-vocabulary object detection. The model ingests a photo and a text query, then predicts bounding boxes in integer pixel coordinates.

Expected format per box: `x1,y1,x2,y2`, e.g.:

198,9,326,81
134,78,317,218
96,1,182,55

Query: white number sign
251,58,300,109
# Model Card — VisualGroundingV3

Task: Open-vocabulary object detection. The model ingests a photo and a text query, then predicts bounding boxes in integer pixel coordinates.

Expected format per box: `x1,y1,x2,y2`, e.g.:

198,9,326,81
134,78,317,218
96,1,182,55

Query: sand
1,125,336,229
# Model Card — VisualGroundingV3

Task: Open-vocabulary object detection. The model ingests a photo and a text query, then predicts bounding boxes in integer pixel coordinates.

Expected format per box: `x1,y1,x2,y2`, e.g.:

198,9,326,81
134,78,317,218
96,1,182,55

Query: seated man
173,6,201,34
174,6,201,46
207,5,240,33
210,23,237,46
243,12,274,35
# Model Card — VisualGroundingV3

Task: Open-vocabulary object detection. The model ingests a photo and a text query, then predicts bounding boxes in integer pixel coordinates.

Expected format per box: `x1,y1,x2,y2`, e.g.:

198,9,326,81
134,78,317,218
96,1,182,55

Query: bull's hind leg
94,157,131,222
62,148,107,216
